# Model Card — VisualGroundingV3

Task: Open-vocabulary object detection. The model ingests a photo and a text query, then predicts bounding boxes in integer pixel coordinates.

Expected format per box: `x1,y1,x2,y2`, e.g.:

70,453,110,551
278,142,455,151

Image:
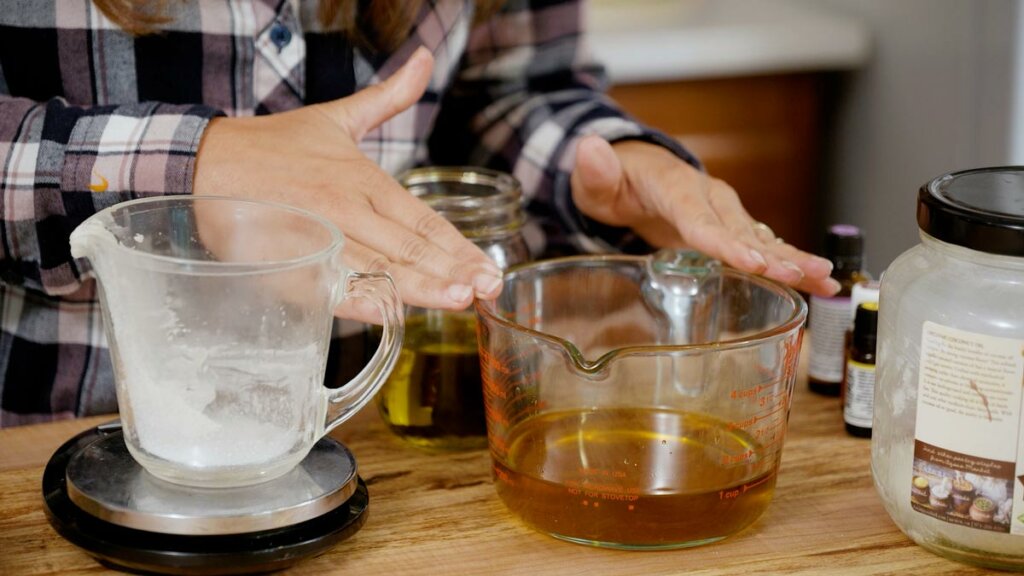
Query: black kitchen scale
42,421,368,575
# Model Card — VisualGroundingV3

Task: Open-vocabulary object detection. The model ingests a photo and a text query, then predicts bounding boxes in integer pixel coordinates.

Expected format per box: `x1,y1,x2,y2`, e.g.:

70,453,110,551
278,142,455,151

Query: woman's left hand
570,135,840,297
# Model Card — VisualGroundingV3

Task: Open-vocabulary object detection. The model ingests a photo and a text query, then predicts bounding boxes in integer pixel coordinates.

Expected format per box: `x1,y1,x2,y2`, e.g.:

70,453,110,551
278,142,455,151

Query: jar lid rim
919,166,1024,257
397,166,526,237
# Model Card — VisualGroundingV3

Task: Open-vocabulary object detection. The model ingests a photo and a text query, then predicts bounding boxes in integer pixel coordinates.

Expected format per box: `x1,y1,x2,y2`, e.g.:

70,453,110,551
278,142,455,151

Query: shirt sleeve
0,95,219,296
427,0,700,256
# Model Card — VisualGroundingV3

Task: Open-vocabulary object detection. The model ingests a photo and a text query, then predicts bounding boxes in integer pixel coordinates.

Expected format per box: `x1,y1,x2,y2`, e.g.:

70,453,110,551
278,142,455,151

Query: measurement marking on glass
721,449,755,465
719,474,774,500
726,404,786,431
758,392,788,408
729,378,784,401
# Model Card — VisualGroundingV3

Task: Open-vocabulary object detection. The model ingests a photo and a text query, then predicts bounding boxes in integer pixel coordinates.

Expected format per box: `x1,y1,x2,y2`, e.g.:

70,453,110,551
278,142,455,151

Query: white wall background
794,0,1020,275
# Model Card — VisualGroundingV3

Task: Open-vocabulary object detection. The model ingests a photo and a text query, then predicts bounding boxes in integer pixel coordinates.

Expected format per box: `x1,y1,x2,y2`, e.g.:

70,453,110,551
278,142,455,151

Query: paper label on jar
808,296,851,382
843,360,874,428
911,322,1024,534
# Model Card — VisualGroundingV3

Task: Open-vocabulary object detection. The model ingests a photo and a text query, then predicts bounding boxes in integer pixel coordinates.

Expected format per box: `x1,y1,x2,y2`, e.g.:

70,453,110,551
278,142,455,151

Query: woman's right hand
193,47,502,316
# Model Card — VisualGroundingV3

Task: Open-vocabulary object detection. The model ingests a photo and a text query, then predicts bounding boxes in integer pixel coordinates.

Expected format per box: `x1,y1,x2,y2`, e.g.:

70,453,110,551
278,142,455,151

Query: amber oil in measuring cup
476,253,806,548
493,408,777,548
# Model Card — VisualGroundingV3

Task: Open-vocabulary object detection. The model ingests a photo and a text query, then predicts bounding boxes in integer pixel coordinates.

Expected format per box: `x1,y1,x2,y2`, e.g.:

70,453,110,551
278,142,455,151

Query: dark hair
94,0,506,52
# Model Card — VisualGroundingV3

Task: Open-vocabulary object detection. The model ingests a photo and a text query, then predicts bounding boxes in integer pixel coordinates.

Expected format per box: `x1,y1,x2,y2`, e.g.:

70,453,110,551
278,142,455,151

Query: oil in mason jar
492,408,777,548
376,312,486,449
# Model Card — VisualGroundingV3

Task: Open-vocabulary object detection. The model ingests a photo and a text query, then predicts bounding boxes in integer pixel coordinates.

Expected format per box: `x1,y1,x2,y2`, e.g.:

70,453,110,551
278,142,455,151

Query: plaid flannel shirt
0,0,696,426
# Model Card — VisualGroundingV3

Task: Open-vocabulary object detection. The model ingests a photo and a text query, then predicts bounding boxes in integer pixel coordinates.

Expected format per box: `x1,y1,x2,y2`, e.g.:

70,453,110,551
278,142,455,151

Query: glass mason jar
375,167,530,450
872,167,1024,570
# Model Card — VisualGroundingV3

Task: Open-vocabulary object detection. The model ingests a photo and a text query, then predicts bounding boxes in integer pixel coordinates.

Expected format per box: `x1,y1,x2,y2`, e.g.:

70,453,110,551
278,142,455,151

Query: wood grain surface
0,369,1005,575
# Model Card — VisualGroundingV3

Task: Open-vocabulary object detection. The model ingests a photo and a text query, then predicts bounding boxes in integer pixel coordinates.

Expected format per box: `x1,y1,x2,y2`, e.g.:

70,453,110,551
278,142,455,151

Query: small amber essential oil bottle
843,301,878,438
808,224,869,396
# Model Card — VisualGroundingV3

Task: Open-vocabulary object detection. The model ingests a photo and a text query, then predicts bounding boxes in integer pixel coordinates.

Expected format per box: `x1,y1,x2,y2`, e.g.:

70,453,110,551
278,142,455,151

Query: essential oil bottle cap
853,301,878,350
850,279,881,322
823,224,865,272
825,224,864,257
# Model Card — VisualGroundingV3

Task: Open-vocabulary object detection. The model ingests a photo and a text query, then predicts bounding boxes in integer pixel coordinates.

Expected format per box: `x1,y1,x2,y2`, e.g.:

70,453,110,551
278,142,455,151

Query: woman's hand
193,47,503,314
570,135,840,297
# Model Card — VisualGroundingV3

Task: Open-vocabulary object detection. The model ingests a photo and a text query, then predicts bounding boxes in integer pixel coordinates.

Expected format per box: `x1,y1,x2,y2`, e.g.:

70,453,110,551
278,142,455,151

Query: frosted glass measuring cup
70,196,403,488
476,251,806,549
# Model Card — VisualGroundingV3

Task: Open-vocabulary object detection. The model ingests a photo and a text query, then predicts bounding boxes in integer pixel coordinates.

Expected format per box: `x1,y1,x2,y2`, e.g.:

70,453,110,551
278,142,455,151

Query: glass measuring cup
69,196,403,488
475,251,806,549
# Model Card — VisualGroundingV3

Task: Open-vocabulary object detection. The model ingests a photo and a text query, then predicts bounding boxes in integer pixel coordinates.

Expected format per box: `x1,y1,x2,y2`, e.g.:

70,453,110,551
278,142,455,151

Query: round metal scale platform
42,421,368,575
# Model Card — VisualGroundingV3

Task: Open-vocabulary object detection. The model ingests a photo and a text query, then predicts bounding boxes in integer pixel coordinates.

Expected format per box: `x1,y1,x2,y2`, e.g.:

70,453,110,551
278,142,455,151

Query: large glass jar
873,167,1024,570
375,167,530,450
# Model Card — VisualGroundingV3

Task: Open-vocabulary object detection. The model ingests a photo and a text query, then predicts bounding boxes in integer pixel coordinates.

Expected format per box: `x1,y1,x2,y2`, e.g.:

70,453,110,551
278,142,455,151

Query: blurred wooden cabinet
609,73,827,251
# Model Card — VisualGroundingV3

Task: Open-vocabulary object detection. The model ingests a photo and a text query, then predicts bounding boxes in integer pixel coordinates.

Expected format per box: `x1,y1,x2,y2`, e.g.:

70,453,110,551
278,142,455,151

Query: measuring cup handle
322,271,404,435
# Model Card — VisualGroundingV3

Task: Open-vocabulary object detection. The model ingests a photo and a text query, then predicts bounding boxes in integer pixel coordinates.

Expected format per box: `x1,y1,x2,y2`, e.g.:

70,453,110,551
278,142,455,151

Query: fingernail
411,45,431,63
826,278,842,295
446,283,473,304
815,257,834,274
782,261,804,280
473,272,503,296
749,249,767,269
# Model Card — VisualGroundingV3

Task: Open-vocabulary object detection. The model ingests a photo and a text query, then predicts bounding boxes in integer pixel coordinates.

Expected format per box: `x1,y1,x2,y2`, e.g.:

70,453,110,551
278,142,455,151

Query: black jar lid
919,166,1024,256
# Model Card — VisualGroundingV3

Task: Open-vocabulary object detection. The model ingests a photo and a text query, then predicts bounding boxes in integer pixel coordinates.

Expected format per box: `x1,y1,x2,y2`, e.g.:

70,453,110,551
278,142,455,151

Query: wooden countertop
0,375,1002,575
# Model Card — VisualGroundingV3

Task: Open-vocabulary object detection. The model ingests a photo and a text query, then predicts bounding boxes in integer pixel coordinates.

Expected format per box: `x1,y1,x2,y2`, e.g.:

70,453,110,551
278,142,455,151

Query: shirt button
269,22,292,51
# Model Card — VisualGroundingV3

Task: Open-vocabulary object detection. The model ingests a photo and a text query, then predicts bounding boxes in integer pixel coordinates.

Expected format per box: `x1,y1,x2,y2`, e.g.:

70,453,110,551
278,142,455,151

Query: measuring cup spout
562,348,614,380
69,214,118,271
